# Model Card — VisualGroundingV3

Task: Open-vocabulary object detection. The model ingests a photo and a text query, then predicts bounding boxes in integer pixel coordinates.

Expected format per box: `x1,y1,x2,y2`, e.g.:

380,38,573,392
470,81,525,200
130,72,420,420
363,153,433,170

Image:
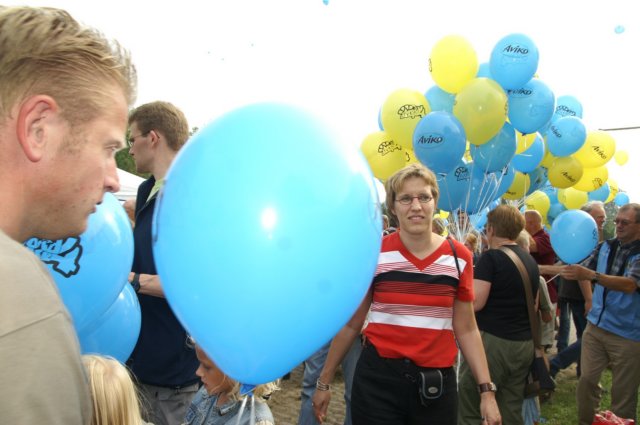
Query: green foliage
603,201,618,240
116,149,136,175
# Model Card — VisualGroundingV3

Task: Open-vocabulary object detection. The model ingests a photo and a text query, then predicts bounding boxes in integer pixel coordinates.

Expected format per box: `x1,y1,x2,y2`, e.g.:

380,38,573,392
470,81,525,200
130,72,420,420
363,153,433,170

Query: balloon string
250,395,256,425
440,177,461,240
235,396,248,425
545,273,560,284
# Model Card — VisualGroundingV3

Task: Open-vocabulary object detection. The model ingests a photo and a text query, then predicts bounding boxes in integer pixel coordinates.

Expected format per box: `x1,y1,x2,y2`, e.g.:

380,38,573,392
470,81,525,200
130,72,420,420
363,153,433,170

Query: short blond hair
0,6,137,128
82,355,144,425
385,163,439,225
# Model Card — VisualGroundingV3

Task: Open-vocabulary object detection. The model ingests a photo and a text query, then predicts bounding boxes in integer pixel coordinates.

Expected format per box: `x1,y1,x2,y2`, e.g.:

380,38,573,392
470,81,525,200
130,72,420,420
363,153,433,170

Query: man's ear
149,129,160,148
15,95,60,162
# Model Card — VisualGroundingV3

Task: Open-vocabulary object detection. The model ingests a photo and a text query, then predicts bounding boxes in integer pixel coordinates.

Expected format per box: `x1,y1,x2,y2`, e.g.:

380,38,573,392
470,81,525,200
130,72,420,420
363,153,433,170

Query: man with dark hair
126,101,199,425
0,6,136,423
560,203,640,425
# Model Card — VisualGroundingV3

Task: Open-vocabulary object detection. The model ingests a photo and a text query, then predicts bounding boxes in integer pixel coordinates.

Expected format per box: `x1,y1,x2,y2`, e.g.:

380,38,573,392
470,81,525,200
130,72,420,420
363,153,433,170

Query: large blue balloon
152,103,381,385
507,78,555,135
78,284,141,363
546,116,587,157
469,121,516,173
550,210,598,264
425,85,455,113
490,33,539,90
24,193,133,333
512,133,545,173
412,111,466,174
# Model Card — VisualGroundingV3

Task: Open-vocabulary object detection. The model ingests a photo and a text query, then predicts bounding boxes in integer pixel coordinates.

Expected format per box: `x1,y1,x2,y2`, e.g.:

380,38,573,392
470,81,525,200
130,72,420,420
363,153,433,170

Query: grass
540,366,640,424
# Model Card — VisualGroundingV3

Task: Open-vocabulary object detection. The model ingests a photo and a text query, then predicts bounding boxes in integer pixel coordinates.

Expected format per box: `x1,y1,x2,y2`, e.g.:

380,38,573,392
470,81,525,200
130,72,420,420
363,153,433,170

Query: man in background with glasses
126,101,199,425
560,203,640,425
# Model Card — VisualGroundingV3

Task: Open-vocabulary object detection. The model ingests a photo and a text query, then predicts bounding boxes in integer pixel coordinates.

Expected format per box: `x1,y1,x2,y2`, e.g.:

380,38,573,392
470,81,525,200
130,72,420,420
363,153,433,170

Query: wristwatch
478,382,497,393
130,273,141,293
590,272,601,284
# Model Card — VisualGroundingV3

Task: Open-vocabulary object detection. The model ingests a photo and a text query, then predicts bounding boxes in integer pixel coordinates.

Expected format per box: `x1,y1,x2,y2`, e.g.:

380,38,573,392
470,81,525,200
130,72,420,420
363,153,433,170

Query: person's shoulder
0,233,69,334
446,237,473,261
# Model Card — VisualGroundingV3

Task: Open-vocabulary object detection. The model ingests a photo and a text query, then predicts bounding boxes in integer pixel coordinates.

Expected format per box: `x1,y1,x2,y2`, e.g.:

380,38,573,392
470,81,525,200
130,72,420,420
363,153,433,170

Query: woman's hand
311,388,331,423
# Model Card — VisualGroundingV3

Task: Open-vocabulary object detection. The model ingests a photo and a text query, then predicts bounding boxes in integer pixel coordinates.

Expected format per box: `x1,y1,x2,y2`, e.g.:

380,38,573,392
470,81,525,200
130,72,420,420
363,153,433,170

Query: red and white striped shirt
364,231,474,367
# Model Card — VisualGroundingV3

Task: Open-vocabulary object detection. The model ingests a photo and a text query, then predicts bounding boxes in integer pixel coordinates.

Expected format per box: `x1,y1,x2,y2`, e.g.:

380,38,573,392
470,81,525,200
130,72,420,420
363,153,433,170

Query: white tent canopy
116,168,144,201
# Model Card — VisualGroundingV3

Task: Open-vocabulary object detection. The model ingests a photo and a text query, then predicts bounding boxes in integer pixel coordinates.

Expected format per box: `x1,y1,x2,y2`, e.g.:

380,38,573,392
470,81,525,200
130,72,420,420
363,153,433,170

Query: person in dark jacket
126,101,199,425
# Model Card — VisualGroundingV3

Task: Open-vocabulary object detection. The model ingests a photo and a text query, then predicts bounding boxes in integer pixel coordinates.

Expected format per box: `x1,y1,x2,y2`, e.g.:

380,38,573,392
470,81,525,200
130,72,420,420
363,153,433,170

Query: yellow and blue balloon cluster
360,32,630,232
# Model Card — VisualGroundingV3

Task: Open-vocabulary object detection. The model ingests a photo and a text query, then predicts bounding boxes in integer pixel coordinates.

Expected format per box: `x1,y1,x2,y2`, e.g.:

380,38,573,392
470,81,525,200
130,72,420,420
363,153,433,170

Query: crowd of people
1,5,639,425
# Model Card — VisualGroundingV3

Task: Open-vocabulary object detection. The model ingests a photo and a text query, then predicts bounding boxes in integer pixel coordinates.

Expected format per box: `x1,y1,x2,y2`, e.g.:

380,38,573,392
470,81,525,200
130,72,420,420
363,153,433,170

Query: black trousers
351,343,457,425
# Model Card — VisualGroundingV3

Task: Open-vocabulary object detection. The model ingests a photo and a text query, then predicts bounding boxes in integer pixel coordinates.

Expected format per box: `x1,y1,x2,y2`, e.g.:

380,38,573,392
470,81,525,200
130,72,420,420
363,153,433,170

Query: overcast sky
14,0,640,201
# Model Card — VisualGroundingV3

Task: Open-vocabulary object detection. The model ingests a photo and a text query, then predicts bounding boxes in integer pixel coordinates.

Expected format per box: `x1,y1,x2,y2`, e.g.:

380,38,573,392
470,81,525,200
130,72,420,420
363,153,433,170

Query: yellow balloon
540,145,557,169
606,178,619,203
381,88,431,150
548,156,584,189
502,172,531,200
404,148,418,165
453,78,507,146
574,130,616,168
558,187,588,210
439,210,450,220
429,35,478,94
525,190,551,218
573,165,608,192
614,150,629,166
516,131,537,155
360,131,407,181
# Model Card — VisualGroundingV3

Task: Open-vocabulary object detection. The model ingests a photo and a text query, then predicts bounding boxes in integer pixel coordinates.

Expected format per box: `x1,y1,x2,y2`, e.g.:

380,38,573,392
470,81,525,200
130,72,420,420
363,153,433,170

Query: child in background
185,344,278,425
82,355,150,425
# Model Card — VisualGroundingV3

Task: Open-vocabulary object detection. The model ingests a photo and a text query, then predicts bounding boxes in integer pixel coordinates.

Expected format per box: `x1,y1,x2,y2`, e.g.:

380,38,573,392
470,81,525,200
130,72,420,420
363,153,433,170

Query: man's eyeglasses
127,131,150,148
395,194,433,205
614,218,637,226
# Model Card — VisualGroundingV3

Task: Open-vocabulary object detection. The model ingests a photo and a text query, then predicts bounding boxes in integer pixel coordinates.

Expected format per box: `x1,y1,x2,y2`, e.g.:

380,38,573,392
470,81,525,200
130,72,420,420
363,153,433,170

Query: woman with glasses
311,163,501,425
